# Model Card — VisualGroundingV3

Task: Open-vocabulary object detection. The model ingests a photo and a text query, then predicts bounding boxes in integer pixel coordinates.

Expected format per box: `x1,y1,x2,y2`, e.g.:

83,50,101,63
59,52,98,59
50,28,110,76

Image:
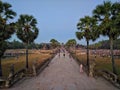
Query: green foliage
0,1,16,76
16,14,39,69
90,39,120,49
93,1,120,74
76,16,99,73
50,39,60,48
93,1,120,39
6,40,51,50
76,16,99,41
16,14,39,44
76,32,84,40
7,40,25,49
65,39,77,47
0,1,16,57
0,41,7,57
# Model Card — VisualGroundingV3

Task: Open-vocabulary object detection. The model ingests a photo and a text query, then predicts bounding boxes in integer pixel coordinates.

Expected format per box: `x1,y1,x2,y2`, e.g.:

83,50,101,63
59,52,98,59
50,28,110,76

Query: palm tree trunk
86,40,89,73
0,57,2,77
110,38,117,74
26,44,29,69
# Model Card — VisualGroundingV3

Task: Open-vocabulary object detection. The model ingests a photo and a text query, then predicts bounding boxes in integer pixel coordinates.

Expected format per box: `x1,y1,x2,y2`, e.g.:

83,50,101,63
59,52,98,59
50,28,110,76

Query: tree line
7,38,120,50
89,39,120,49
7,38,82,50
6,39,61,50
7,40,49,49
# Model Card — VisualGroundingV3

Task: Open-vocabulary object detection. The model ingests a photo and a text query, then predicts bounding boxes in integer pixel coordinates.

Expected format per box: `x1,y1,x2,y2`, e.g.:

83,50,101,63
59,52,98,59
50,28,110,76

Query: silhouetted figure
63,53,65,57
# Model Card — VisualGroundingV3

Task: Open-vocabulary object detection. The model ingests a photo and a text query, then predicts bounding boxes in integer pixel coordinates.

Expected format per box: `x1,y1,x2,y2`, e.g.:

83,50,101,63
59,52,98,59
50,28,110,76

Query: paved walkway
8,51,119,90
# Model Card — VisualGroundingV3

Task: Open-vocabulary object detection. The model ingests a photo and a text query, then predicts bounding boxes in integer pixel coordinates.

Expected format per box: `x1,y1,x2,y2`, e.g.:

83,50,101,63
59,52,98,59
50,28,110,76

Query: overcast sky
3,0,119,45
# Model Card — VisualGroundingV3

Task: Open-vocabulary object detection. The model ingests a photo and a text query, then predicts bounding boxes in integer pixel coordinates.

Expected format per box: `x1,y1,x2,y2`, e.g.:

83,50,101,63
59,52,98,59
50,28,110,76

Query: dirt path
8,51,119,90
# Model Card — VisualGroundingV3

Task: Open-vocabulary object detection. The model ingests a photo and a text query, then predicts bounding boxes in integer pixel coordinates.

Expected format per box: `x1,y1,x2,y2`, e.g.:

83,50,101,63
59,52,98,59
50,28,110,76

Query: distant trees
76,16,98,73
66,39,77,47
7,40,25,49
93,1,120,74
6,40,52,50
89,39,120,49
0,1,16,76
16,14,39,69
50,39,60,49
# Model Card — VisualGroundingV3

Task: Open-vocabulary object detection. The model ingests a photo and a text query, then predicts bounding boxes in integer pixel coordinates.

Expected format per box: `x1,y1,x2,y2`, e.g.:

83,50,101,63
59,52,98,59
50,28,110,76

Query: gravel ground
6,51,119,90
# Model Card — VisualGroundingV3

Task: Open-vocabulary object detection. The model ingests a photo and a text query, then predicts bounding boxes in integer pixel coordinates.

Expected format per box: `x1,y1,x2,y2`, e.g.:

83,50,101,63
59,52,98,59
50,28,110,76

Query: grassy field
75,50,120,78
2,50,53,78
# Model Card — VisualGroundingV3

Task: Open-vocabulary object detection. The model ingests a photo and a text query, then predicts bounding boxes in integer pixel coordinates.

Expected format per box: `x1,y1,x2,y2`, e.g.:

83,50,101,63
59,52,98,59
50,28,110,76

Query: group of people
58,48,66,58
57,48,84,73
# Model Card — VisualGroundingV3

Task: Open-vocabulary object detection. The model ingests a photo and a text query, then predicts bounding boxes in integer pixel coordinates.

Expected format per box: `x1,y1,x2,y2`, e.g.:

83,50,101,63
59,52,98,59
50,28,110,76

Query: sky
3,0,120,45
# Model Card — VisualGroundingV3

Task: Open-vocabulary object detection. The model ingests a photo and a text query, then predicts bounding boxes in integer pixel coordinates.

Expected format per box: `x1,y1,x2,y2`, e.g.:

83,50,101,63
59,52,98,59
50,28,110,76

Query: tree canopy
16,14,39,44
0,0,16,76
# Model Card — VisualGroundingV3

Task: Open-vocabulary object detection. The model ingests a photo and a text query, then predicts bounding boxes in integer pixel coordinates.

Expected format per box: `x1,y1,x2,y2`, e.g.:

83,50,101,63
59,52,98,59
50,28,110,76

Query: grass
75,50,120,77
1,50,53,78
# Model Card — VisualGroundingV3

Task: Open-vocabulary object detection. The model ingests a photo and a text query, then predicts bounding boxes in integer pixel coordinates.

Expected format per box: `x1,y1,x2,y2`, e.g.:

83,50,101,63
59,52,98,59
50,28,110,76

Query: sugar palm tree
76,16,98,74
0,1,16,76
93,1,120,74
16,14,39,69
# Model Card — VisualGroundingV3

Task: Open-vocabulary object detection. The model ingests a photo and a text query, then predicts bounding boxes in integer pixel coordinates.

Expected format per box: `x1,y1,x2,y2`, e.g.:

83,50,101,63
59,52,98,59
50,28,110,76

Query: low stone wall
100,70,120,89
0,55,55,89
70,51,120,89
70,53,87,73
32,56,54,76
5,68,26,88
0,68,26,88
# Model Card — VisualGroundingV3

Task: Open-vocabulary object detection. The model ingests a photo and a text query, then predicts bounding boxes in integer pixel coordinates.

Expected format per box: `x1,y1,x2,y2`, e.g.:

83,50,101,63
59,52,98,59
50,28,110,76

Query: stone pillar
32,61,37,76
89,62,96,77
5,64,14,88
10,64,14,75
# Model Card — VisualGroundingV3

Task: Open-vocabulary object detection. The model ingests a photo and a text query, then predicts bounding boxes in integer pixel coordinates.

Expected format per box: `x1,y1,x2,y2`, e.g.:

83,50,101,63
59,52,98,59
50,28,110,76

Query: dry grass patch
75,51,120,77
2,50,53,78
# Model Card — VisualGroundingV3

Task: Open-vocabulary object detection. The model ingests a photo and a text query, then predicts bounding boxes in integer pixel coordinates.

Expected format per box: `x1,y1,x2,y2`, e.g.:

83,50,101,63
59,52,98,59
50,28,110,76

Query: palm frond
76,32,84,40
16,14,39,44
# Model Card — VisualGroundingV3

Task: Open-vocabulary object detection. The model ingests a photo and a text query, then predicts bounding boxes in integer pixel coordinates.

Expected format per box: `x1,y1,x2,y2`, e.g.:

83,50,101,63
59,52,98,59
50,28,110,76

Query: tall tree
16,14,39,69
93,1,120,74
0,1,16,76
76,16,98,74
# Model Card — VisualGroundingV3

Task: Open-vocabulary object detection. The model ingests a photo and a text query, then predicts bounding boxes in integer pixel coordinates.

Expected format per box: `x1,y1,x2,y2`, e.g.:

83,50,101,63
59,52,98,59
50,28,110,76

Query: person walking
63,53,65,57
80,64,83,73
